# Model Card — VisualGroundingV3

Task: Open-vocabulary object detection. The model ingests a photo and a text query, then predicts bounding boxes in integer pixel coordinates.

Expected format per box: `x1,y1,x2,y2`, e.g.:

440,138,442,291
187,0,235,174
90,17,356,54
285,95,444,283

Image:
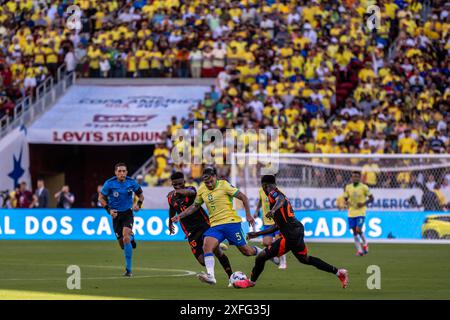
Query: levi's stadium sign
28,85,209,145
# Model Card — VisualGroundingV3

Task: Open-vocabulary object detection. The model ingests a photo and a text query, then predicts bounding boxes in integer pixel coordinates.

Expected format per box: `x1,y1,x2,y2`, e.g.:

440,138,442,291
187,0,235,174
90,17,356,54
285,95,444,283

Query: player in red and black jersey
167,172,233,278
234,175,349,289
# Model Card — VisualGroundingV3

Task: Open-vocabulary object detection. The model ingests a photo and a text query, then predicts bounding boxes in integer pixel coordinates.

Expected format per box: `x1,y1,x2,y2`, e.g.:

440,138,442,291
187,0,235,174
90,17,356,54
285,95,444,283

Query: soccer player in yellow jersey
254,187,287,269
172,167,278,285
343,171,374,256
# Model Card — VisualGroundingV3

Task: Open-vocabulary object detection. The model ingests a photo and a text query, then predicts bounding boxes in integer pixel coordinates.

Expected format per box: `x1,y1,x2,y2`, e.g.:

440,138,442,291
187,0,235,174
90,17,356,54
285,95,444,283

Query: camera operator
54,185,75,209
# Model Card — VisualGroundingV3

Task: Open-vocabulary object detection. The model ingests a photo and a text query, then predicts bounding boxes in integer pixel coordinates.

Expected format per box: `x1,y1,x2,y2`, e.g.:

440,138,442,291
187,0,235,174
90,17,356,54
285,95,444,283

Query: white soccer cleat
197,272,217,285
270,256,280,266
278,255,287,269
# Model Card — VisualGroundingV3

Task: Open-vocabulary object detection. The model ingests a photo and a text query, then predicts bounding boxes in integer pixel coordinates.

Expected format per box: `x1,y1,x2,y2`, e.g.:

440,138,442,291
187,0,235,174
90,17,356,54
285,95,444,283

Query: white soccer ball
230,271,247,285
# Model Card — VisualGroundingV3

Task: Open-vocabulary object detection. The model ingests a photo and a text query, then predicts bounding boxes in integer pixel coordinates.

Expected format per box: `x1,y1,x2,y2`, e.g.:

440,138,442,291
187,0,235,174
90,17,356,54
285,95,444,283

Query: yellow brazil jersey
194,180,241,227
34,46,45,64
258,187,273,226
343,183,372,217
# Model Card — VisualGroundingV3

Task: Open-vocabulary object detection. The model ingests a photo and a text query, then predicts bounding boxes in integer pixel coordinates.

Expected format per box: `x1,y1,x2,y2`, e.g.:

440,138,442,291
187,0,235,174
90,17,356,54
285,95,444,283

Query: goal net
230,153,450,240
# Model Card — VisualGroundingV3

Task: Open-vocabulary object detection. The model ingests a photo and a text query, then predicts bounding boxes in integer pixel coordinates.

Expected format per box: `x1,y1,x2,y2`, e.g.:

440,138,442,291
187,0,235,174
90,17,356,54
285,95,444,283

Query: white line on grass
0,263,197,281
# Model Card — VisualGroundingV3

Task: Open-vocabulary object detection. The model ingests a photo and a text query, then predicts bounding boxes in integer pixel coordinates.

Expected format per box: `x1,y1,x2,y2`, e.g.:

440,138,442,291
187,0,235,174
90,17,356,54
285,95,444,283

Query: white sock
204,254,215,278
359,233,367,246
253,246,263,256
354,236,362,252
280,254,287,264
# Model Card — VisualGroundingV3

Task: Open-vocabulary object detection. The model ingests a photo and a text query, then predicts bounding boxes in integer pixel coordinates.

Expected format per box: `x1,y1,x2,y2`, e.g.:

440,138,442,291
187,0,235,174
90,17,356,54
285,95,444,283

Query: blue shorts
203,222,246,247
261,224,280,238
348,216,365,229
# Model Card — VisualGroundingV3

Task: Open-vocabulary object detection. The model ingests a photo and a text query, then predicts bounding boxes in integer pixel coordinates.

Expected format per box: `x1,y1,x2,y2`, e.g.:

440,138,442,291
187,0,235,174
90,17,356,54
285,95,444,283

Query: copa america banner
27,85,209,145
0,209,446,240
0,127,31,191
142,187,447,211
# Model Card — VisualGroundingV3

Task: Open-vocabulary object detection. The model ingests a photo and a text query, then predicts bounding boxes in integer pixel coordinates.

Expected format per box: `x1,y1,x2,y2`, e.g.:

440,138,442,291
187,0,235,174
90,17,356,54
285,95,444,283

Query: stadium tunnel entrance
29,144,154,208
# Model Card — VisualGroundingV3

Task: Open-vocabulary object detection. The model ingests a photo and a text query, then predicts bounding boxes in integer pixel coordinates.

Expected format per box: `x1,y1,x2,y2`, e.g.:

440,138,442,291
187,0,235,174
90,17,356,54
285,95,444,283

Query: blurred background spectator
54,185,75,209
32,178,49,208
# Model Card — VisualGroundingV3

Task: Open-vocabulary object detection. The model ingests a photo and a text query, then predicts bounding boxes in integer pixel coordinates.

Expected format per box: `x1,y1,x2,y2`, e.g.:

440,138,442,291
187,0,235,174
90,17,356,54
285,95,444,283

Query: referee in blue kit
98,162,144,277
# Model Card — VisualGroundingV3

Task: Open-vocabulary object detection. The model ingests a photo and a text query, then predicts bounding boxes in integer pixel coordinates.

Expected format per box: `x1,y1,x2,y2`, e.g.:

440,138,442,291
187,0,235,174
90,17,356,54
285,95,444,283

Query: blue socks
124,242,133,272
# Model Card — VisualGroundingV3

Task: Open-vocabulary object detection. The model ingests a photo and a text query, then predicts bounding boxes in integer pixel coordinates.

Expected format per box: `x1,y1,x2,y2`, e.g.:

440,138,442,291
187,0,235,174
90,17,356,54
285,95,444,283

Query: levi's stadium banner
0,209,446,241
27,85,209,145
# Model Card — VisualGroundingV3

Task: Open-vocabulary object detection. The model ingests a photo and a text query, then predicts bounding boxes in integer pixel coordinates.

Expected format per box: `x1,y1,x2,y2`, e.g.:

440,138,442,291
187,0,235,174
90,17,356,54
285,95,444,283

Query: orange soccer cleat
233,279,256,289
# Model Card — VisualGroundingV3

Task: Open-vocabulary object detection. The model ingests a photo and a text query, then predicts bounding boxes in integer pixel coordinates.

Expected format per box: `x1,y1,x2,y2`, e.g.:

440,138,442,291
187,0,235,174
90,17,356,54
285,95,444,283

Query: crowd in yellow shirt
3,1,448,178
136,0,449,185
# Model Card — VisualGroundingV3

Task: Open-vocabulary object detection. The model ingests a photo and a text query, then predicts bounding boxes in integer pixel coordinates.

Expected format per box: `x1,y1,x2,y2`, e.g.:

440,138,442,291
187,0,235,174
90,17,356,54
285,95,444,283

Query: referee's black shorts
112,209,134,240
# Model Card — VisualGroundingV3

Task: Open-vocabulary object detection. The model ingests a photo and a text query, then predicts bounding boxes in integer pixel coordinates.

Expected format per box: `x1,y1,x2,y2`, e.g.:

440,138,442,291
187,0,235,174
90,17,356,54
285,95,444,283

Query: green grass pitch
0,241,449,300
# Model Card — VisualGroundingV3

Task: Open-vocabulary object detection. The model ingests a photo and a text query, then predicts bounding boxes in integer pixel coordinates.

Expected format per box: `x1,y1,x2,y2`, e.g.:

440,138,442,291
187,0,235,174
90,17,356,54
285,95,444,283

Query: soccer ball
229,271,247,285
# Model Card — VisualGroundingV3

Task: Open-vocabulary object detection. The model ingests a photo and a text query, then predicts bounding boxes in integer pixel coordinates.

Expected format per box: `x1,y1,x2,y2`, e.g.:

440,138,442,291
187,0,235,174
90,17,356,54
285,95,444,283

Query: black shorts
187,226,210,259
265,232,308,258
112,209,134,240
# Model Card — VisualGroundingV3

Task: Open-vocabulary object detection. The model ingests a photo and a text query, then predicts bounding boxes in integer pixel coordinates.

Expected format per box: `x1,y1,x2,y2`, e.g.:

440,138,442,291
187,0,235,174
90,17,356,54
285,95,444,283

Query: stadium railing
0,63,76,139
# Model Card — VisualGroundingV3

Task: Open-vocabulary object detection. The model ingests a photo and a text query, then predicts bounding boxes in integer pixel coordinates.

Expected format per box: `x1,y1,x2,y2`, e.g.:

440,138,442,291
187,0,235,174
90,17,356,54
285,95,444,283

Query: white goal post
230,153,450,241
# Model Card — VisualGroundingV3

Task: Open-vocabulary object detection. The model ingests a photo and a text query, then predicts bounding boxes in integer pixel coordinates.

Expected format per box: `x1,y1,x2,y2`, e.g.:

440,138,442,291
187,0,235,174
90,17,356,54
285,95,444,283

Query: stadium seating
0,0,448,186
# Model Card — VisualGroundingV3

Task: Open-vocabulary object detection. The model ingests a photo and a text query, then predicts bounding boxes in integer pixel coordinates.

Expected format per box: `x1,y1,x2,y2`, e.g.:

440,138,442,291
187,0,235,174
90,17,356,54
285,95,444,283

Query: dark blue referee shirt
101,176,142,212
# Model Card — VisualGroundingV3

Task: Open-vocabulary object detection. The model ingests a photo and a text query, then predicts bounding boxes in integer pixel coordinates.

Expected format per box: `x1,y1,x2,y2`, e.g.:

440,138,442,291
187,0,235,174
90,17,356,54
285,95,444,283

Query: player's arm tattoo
270,194,286,214
235,191,251,216
175,188,196,197
254,225,279,237
178,203,200,219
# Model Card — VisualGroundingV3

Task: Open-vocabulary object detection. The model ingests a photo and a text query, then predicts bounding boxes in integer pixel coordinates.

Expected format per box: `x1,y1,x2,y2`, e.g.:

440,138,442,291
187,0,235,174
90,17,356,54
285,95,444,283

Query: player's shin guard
204,253,215,277
217,253,233,277
299,255,338,275
253,246,263,255
124,242,133,272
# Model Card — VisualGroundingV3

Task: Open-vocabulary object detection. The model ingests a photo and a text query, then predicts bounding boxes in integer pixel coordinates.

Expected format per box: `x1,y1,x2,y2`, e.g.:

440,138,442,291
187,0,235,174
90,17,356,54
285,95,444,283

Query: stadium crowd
0,0,448,190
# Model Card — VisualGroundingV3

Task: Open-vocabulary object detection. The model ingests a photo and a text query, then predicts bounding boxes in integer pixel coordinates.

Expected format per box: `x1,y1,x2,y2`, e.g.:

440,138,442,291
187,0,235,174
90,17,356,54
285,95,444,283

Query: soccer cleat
228,280,233,287
123,270,133,277
219,243,228,251
270,256,280,266
337,269,349,289
233,279,256,289
278,255,287,269
197,272,216,285
356,251,364,256
362,244,369,254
